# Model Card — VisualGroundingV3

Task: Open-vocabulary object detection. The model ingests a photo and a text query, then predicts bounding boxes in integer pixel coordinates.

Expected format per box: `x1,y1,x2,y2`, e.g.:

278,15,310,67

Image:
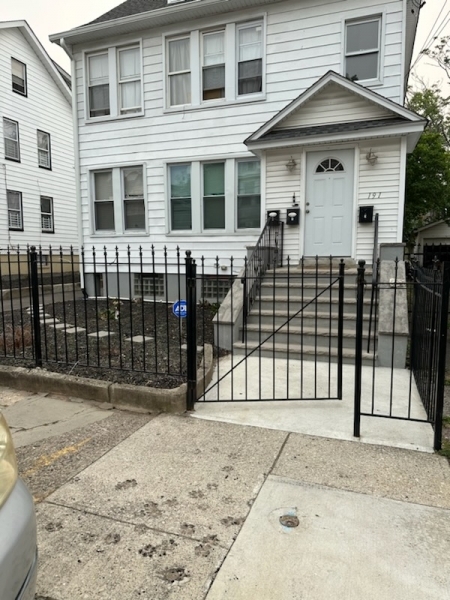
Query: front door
304,149,354,256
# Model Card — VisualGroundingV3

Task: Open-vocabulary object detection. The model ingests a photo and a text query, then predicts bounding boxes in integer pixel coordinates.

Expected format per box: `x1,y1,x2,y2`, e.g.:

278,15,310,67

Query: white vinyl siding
3,118,20,161
11,57,27,95
86,44,143,119
7,190,23,230
41,196,54,232
37,130,51,169
345,16,382,83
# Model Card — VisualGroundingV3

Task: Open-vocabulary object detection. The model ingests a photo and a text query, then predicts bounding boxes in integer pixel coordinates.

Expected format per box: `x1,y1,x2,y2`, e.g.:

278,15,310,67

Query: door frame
299,143,359,259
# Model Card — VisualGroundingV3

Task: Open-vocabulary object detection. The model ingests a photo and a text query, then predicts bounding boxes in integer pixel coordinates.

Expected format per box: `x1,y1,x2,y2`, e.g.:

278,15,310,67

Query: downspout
60,38,84,288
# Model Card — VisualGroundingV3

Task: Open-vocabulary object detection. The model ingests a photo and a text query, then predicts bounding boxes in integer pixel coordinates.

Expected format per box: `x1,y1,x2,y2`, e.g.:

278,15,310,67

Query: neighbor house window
11,58,27,96
167,158,261,233
92,165,147,234
41,196,54,233
3,118,20,161
203,162,225,229
170,164,192,230
168,37,191,106
118,46,142,114
94,170,115,231
237,23,263,96
123,166,145,230
7,190,23,230
88,53,110,117
166,19,264,108
37,130,51,169
202,31,225,101
345,17,381,82
237,160,261,229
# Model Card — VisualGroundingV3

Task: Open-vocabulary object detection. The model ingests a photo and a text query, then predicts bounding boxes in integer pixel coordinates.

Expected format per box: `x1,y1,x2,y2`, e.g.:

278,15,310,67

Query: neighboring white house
0,21,77,251
50,0,425,297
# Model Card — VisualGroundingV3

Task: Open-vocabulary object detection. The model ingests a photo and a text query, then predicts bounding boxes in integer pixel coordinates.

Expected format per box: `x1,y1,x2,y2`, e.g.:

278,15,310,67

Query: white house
50,0,425,297
0,20,77,253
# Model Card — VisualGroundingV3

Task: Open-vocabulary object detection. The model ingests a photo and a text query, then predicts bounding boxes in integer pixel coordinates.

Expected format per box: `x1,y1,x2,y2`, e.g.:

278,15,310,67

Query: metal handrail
241,216,284,341
367,213,379,353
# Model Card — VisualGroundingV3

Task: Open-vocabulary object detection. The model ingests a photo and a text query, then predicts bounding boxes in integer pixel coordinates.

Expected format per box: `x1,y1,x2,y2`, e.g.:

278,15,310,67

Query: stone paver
65,327,86,334
125,335,154,343
88,331,115,338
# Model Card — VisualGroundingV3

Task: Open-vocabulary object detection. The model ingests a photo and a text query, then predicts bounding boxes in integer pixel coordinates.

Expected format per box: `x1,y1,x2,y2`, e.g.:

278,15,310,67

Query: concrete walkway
2,387,450,599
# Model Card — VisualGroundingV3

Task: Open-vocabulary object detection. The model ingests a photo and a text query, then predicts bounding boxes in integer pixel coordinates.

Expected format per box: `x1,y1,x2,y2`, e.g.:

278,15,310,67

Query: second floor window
11,58,27,96
37,130,51,169
237,24,263,96
3,118,20,162
345,17,381,82
168,38,191,107
7,190,23,231
87,45,142,119
202,31,225,101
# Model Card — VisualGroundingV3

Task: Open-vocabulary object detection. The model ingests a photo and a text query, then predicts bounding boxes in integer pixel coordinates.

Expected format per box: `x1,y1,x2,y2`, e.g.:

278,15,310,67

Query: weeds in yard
442,416,450,427
0,324,32,352
438,440,450,459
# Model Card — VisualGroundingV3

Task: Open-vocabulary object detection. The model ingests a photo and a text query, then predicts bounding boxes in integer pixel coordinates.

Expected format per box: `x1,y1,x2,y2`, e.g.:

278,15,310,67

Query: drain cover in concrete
88,331,115,338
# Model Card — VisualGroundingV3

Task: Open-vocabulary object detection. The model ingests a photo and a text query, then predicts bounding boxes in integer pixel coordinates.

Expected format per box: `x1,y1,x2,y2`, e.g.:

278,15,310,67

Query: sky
1,0,449,89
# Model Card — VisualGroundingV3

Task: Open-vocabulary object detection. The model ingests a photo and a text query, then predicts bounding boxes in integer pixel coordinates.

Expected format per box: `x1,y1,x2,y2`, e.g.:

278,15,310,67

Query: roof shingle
87,0,197,26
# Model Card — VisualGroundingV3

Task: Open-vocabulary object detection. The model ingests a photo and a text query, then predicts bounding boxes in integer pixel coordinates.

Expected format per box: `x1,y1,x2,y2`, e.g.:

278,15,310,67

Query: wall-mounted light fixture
286,157,297,172
365,149,378,166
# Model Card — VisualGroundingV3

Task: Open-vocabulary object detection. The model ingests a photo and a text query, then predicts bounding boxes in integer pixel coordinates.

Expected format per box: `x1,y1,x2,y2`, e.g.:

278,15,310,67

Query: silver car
0,412,37,600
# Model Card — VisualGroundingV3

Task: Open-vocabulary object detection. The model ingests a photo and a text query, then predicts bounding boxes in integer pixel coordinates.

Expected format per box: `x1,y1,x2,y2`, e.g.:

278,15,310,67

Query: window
94,170,115,231
237,24,263,96
201,276,234,302
316,159,344,173
134,273,165,298
168,38,191,106
170,164,192,230
237,160,261,229
203,31,225,101
86,44,143,119
37,130,51,169
7,190,23,231
203,163,225,229
166,19,264,108
167,158,261,233
3,118,20,162
41,196,54,233
345,17,381,82
88,53,110,117
91,165,147,234
11,58,27,96
118,47,141,114
123,166,145,230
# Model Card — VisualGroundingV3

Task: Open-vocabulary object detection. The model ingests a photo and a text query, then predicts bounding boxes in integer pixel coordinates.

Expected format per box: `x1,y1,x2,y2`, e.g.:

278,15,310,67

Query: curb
0,344,214,413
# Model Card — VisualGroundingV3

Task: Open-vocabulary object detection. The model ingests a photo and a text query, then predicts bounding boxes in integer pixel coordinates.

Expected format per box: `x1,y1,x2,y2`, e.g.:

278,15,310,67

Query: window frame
201,29,226,103
40,196,54,234
37,130,52,170
202,161,226,231
7,190,23,232
344,15,382,84
166,157,262,235
236,158,262,231
169,163,193,231
90,164,148,236
84,41,144,122
3,118,20,163
11,58,27,97
117,45,143,115
164,17,266,111
121,166,146,232
167,35,192,108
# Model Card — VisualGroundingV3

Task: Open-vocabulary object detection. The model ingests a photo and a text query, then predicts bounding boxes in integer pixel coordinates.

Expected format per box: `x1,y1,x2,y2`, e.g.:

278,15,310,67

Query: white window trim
41,196,54,233
201,29,226,104
89,163,148,236
167,35,192,108
11,58,27,96
164,16,266,111
121,166,146,232
3,118,20,162
83,41,144,123
7,190,23,231
342,14,384,86
37,130,51,170
166,157,262,235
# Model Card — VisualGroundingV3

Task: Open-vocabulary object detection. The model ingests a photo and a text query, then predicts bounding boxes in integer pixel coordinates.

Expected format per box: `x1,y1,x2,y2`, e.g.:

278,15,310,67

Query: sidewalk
2,387,450,599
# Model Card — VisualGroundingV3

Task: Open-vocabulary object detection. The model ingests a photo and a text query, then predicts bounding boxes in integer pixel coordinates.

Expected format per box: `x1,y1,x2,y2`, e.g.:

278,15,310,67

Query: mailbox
267,210,280,224
359,206,374,224
286,208,300,226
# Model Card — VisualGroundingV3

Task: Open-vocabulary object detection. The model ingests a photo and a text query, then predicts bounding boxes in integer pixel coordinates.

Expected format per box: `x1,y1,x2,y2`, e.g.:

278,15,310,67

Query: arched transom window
316,158,345,173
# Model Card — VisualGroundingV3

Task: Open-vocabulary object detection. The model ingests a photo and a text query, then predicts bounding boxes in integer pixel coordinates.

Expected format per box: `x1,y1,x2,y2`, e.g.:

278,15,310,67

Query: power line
410,8,450,73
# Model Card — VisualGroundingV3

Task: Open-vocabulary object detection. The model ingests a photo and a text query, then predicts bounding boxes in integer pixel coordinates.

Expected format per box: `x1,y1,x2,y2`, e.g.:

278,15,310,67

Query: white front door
304,149,354,256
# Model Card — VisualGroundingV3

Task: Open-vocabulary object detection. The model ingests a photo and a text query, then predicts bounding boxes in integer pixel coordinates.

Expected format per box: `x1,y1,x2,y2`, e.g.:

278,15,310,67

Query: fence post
185,251,197,411
29,246,42,367
434,262,450,451
337,259,345,399
353,259,365,438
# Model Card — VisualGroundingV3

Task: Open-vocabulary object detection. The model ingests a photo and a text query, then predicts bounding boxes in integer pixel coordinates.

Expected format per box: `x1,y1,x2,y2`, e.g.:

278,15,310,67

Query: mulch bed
0,299,219,389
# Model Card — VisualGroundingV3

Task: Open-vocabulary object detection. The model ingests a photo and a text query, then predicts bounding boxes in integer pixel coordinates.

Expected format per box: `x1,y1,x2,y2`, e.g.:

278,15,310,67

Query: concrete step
233,340,376,366
256,295,377,314
246,309,372,325
241,324,374,351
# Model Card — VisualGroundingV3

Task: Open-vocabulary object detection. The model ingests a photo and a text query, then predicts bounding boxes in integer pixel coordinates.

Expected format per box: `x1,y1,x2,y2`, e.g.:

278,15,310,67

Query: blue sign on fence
172,300,187,318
